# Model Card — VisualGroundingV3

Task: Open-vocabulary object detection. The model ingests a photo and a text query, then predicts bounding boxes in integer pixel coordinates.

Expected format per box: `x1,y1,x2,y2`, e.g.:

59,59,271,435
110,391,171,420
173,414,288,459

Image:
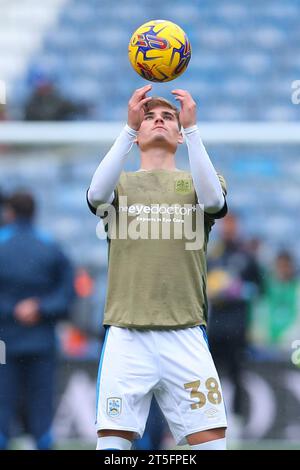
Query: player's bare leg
96,429,134,450
186,426,226,450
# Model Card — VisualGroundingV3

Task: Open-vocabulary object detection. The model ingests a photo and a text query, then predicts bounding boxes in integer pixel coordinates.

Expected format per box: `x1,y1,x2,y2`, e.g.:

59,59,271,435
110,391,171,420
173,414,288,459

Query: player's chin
153,133,167,140
153,136,177,152
151,132,171,143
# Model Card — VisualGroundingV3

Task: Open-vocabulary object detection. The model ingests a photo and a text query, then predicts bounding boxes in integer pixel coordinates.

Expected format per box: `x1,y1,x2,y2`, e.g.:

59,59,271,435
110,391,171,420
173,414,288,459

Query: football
128,20,191,82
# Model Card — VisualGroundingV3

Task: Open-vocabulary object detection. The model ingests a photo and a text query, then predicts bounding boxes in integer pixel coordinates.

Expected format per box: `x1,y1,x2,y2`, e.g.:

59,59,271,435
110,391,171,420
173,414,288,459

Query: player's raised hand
128,85,152,131
171,89,197,129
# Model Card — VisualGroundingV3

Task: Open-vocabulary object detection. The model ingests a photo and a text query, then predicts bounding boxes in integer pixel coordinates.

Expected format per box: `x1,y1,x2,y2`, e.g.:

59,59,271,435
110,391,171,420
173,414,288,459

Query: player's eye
144,115,153,120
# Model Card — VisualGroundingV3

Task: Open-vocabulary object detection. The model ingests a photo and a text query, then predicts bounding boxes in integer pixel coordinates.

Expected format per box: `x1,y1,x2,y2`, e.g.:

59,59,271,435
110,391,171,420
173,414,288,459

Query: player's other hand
128,85,152,131
14,298,40,325
171,89,196,129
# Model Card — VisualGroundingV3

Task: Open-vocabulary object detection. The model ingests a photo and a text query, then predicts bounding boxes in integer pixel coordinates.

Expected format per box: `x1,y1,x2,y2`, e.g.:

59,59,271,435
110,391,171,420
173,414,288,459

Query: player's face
137,106,183,152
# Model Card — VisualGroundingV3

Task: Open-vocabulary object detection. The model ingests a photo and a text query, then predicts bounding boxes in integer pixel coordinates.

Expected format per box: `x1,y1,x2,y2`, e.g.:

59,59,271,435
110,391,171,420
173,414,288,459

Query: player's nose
154,115,164,124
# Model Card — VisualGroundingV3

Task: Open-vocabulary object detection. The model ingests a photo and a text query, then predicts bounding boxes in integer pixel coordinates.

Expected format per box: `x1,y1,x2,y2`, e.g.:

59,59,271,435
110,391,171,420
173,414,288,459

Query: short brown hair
144,97,181,129
4,191,36,220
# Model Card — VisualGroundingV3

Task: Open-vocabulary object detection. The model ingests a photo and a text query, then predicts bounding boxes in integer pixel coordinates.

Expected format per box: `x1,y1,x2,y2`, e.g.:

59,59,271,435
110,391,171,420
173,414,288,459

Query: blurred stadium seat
0,0,298,121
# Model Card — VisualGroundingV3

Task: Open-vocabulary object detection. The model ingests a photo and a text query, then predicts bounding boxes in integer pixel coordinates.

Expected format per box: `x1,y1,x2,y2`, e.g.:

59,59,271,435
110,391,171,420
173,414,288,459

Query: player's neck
140,149,176,170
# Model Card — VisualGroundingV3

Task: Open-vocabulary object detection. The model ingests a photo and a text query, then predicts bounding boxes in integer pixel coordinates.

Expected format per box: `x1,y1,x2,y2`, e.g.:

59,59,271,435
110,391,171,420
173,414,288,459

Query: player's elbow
88,188,102,209
88,187,114,207
204,193,225,214
88,187,103,208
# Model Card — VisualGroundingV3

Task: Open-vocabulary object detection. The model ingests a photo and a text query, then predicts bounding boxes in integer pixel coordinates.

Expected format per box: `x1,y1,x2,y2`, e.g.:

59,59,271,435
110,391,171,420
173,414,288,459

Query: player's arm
172,89,225,215
87,85,152,210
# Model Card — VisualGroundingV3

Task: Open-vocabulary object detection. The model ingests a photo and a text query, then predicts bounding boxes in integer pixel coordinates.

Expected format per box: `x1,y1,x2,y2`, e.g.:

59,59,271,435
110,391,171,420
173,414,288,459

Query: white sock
190,437,226,450
96,436,132,450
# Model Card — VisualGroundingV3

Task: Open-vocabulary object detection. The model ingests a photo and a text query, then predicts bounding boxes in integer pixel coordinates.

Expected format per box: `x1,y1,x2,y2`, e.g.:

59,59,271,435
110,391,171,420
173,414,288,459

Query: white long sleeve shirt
88,124,225,213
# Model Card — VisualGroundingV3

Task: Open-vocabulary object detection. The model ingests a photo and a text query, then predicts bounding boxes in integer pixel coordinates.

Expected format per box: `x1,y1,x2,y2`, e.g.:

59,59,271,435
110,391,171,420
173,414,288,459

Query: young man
0,192,75,449
87,85,228,451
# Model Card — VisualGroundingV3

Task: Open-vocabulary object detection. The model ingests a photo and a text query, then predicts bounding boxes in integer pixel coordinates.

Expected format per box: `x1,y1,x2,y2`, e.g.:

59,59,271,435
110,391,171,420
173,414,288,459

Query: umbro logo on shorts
107,397,122,417
205,408,219,419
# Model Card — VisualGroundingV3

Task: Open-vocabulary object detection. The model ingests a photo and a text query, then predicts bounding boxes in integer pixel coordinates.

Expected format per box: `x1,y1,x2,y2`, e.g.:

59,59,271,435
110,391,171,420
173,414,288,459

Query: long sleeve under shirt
88,124,226,214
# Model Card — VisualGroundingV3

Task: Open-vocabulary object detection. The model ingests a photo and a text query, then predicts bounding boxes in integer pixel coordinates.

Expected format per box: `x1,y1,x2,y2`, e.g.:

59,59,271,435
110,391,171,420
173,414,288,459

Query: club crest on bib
107,397,122,417
174,179,193,194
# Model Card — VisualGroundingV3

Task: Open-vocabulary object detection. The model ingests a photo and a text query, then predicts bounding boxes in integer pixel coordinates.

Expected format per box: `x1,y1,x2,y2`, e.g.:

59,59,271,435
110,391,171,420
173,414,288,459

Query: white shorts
95,326,227,445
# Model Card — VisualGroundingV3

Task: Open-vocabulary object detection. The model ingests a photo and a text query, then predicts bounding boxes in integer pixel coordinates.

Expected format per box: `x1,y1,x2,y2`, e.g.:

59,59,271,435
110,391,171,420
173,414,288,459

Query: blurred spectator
246,237,262,258
0,106,8,153
207,213,263,434
24,68,88,121
0,189,5,225
0,191,75,449
245,236,273,268
60,267,96,358
251,251,300,350
0,105,6,121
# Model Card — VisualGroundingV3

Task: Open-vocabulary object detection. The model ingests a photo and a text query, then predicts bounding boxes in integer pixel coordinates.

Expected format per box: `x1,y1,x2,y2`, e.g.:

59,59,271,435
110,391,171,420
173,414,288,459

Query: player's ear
177,132,184,145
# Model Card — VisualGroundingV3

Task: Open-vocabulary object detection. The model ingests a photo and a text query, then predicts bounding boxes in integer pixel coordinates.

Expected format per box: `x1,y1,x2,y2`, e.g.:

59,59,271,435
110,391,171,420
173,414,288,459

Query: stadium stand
0,0,300,264
1,0,299,121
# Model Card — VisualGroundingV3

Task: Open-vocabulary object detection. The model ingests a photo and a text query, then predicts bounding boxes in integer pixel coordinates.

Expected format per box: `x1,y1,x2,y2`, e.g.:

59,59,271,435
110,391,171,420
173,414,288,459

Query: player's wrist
124,124,138,137
183,124,198,135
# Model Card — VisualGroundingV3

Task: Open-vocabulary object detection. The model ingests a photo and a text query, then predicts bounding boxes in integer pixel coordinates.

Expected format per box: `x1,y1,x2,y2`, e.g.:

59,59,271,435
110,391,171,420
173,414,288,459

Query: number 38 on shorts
184,377,222,410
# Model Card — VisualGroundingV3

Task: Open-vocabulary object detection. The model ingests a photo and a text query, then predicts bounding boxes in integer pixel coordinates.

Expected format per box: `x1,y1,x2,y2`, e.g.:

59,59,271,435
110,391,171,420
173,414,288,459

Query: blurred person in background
0,104,6,121
0,189,5,225
207,213,263,436
24,68,88,121
0,191,75,449
251,251,300,351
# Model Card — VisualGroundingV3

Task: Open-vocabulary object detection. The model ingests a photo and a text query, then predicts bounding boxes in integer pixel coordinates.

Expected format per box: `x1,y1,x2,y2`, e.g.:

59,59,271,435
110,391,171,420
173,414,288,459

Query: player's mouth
153,126,166,131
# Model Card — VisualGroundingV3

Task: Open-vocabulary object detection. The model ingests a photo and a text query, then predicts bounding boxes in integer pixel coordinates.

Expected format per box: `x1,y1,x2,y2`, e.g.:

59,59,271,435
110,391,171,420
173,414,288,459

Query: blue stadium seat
3,0,296,122
2,0,300,264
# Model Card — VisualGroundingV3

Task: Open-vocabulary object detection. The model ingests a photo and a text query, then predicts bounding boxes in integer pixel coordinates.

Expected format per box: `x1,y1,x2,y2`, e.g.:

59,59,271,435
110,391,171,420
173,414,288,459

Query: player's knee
98,429,135,441
97,430,134,450
186,427,226,446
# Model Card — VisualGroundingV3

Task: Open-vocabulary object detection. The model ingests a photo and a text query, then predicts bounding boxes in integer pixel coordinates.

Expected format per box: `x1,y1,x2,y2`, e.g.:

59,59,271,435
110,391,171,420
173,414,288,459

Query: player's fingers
135,84,152,97
173,95,184,103
171,89,187,96
139,96,152,107
137,84,152,91
172,90,195,103
173,92,195,109
130,85,152,105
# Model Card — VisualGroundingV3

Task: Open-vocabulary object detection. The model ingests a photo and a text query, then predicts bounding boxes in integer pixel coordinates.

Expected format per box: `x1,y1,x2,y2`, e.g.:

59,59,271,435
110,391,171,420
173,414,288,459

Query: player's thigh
155,327,227,445
98,429,136,441
96,327,157,437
